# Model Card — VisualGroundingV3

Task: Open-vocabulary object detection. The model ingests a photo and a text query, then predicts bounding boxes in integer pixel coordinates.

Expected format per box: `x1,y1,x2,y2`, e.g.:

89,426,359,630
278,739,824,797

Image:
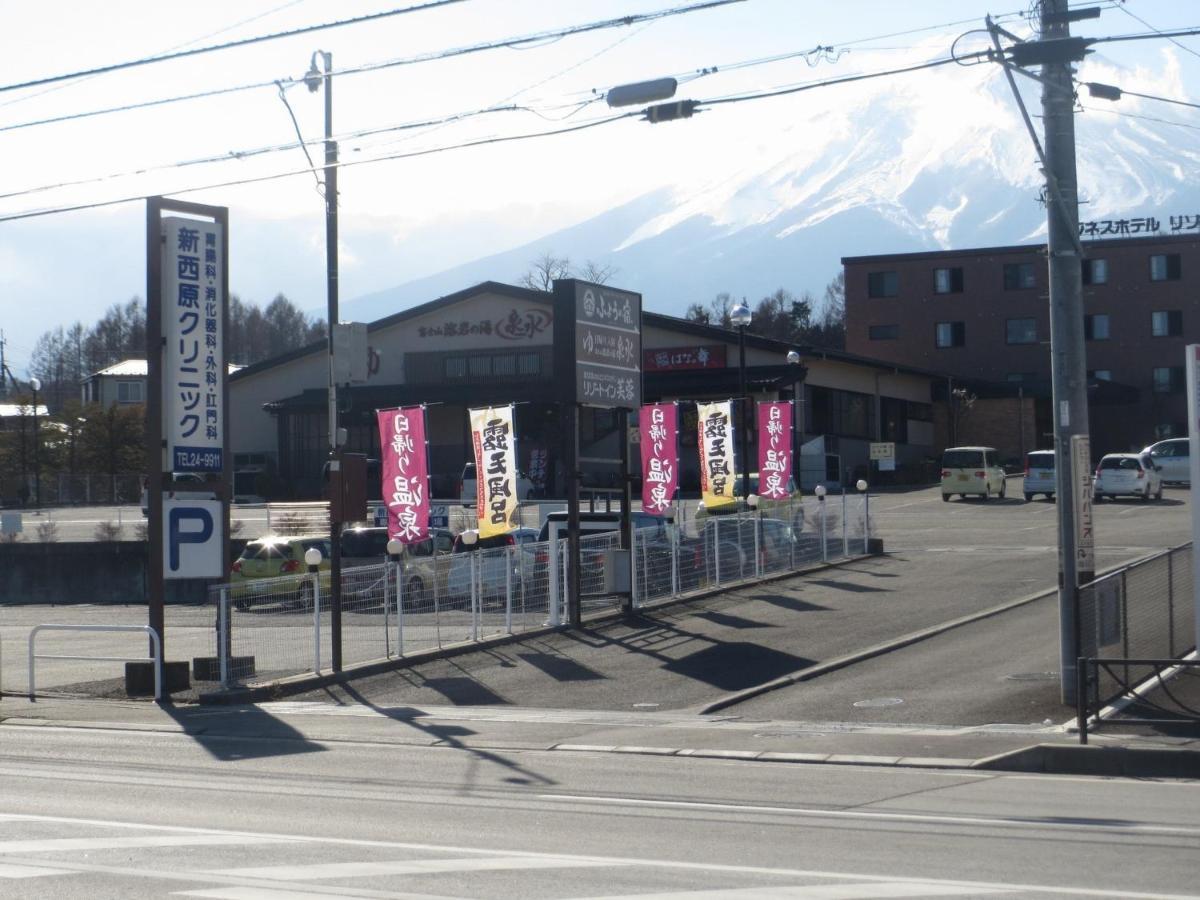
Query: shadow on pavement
333,682,558,788
158,701,328,762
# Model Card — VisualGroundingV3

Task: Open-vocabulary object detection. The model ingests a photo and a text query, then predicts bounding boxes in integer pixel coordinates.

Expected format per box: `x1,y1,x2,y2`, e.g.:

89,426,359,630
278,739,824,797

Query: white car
940,446,1007,502
446,527,539,607
1093,452,1163,502
1142,438,1190,486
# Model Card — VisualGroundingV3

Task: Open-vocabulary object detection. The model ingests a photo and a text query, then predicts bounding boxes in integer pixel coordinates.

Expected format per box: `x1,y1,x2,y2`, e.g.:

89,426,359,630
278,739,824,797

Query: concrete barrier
0,541,247,605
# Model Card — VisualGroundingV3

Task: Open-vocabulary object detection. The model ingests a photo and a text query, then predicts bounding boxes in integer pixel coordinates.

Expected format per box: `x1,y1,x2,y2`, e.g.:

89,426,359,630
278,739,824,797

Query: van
940,446,1006,502
1023,450,1055,501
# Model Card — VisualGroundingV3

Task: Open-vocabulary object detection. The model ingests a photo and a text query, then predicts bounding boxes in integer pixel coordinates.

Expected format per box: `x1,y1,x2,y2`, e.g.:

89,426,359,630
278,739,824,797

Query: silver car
1142,438,1190,486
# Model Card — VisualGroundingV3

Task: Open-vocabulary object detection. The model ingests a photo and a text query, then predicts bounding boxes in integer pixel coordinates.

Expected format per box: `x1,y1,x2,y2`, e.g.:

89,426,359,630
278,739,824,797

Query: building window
467,356,492,378
518,352,540,376
809,386,875,440
1151,310,1183,337
935,321,965,348
1003,262,1036,290
1153,366,1185,394
1084,314,1110,340
492,355,517,377
444,357,467,380
116,380,144,403
868,324,899,340
1006,318,1037,344
1081,258,1108,285
1150,253,1181,281
1088,369,1112,381
867,271,899,298
933,267,963,294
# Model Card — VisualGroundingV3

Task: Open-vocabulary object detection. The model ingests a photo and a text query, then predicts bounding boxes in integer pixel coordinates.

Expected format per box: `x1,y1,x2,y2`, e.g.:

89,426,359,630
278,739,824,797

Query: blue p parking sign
162,498,223,579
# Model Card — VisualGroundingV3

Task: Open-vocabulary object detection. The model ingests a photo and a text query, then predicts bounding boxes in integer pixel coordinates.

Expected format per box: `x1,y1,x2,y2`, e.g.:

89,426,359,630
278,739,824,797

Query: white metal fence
202,493,873,690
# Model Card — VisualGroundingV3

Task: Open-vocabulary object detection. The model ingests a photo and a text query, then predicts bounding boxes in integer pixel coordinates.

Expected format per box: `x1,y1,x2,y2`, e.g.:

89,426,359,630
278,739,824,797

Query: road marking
0,835,294,854
1,813,1196,900
0,863,66,879
536,793,1200,837
211,857,610,880
575,884,1010,899
176,890,364,900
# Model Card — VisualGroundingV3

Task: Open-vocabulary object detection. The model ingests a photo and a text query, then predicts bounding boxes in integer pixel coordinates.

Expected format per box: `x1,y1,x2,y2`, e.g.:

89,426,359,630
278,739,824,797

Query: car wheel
959,494,966,499
1141,487,1150,503
942,493,950,503
403,576,424,606
233,595,251,613
1155,484,1164,501
981,486,990,502
1024,492,1033,502
999,479,1007,499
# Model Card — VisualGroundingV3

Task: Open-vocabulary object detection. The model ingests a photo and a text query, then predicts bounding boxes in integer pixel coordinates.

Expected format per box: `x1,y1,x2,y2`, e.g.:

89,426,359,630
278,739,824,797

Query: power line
0,0,743,136
1079,103,1200,132
0,110,637,224
0,0,469,96
1115,3,1200,62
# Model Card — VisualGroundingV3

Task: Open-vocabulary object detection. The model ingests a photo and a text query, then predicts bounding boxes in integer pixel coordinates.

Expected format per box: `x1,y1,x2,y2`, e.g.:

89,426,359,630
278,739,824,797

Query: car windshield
943,450,984,468
1026,453,1054,468
1100,457,1140,470
243,541,290,560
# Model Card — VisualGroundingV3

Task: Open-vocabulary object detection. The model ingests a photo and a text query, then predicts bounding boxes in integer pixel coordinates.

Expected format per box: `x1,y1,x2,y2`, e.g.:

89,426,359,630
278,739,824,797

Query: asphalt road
0,718,1197,898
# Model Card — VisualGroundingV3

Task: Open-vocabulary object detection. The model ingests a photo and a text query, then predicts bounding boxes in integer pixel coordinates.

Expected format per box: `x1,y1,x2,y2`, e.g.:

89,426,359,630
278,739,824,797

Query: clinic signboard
162,216,225,472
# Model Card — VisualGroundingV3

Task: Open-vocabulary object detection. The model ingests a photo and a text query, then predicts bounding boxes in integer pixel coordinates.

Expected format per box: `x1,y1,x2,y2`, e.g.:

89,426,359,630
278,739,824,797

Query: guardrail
28,624,162,701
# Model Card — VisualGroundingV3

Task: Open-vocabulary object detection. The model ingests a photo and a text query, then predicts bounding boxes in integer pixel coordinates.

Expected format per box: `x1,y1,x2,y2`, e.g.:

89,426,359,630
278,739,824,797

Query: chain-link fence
1079,542,1195,707
202,494,874,690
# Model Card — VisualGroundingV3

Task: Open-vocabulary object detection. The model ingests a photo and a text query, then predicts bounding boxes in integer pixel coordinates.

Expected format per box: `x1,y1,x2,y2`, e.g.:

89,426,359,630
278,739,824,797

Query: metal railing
1076,657,1200,744
28,624,162,701
205,493,872,689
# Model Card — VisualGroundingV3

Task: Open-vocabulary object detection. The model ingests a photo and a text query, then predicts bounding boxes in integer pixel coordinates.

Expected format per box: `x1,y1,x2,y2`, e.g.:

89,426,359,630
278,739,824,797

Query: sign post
146,198,230,690
553,280,642,623
1188,345,1200,653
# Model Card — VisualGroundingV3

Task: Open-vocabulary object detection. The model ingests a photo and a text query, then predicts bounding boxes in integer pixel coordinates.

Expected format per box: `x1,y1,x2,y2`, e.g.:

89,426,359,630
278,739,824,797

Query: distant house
80,359,243,407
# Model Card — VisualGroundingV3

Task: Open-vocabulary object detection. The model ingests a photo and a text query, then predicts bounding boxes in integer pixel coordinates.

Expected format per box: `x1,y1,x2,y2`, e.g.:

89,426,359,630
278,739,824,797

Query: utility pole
1041,0,1093,704
307,50,343,670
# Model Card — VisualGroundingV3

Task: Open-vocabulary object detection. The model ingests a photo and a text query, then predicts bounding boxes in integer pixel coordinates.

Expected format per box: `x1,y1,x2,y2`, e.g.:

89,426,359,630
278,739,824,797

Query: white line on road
574,884,1011,899
210,857,610,880
1,812,1196,900
535,793,1200,838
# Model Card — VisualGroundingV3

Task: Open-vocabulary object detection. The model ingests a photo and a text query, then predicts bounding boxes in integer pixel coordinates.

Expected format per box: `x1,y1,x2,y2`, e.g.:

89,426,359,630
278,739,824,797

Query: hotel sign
568,282,641,409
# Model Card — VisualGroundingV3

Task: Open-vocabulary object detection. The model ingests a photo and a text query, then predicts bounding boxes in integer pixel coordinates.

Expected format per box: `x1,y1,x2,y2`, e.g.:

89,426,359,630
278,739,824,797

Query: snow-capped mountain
344,45,1200,319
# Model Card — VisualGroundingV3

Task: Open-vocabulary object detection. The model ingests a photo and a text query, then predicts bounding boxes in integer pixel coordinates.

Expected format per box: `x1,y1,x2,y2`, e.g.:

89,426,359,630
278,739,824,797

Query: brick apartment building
843,233,1200,458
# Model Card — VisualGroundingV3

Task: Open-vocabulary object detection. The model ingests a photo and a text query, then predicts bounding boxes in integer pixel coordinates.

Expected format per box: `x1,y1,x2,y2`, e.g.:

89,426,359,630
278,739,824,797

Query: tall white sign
1187,344,1200,652
162,216,225,472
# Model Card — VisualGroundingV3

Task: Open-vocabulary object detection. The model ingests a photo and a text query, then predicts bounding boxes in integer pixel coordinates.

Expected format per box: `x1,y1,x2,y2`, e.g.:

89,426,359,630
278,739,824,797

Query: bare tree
518,252,616,291
518,252,572,292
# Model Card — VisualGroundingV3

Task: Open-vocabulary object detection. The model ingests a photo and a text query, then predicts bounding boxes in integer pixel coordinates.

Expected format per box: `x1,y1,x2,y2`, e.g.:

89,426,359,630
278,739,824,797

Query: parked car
735,473,805,529
1023,450,1056,501
940,446,1006,501
1142,437,1191,485
458,462,534,505
534,511,675,597
140,471,207,516
229,534,332,611
446,527,539,607
682,513,799,589
1093,452,1163,502
340,525,454,604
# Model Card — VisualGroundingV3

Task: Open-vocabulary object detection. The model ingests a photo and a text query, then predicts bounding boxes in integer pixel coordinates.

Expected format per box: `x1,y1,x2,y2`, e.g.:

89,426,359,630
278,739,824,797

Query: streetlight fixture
29,377,41,509
730,299,752,503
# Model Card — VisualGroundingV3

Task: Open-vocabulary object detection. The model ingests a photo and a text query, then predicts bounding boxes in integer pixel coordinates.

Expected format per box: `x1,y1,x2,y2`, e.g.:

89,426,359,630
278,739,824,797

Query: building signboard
642,345,726,371
1071,434,1094,573
162,216,225,473
470,405,519,539
571,283,641,409
377,406,429,544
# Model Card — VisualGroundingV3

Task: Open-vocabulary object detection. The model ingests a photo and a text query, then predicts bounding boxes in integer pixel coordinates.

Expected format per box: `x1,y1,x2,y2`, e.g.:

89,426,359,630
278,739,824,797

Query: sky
1,0,1198,377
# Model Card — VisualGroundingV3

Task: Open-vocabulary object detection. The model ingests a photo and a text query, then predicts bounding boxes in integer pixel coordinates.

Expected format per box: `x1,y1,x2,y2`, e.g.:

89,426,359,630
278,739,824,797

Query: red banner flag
756,401,793,499
639,403,678,514
377,406,429,543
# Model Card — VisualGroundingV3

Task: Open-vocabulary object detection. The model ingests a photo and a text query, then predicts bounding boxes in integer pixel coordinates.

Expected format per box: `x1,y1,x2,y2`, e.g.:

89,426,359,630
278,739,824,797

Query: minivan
1023,450,1055,501
940,446,1006,501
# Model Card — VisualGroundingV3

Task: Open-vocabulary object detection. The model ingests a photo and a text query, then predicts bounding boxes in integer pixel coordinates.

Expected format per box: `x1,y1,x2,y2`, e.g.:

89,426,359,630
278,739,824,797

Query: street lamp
730,299,752,503
29,377,41,509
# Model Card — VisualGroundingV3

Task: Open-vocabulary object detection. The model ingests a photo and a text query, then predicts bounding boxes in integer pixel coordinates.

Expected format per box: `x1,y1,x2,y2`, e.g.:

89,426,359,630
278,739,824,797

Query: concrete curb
974,743,1200,778
697,585,1058,715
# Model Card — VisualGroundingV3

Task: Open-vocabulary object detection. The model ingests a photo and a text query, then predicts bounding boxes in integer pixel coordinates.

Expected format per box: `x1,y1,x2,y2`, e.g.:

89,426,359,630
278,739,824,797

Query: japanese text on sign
757,401,793,500
163,217,223,472
639,403,678,514
697,400,736,509
377,406,429,543
470,405,519,538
